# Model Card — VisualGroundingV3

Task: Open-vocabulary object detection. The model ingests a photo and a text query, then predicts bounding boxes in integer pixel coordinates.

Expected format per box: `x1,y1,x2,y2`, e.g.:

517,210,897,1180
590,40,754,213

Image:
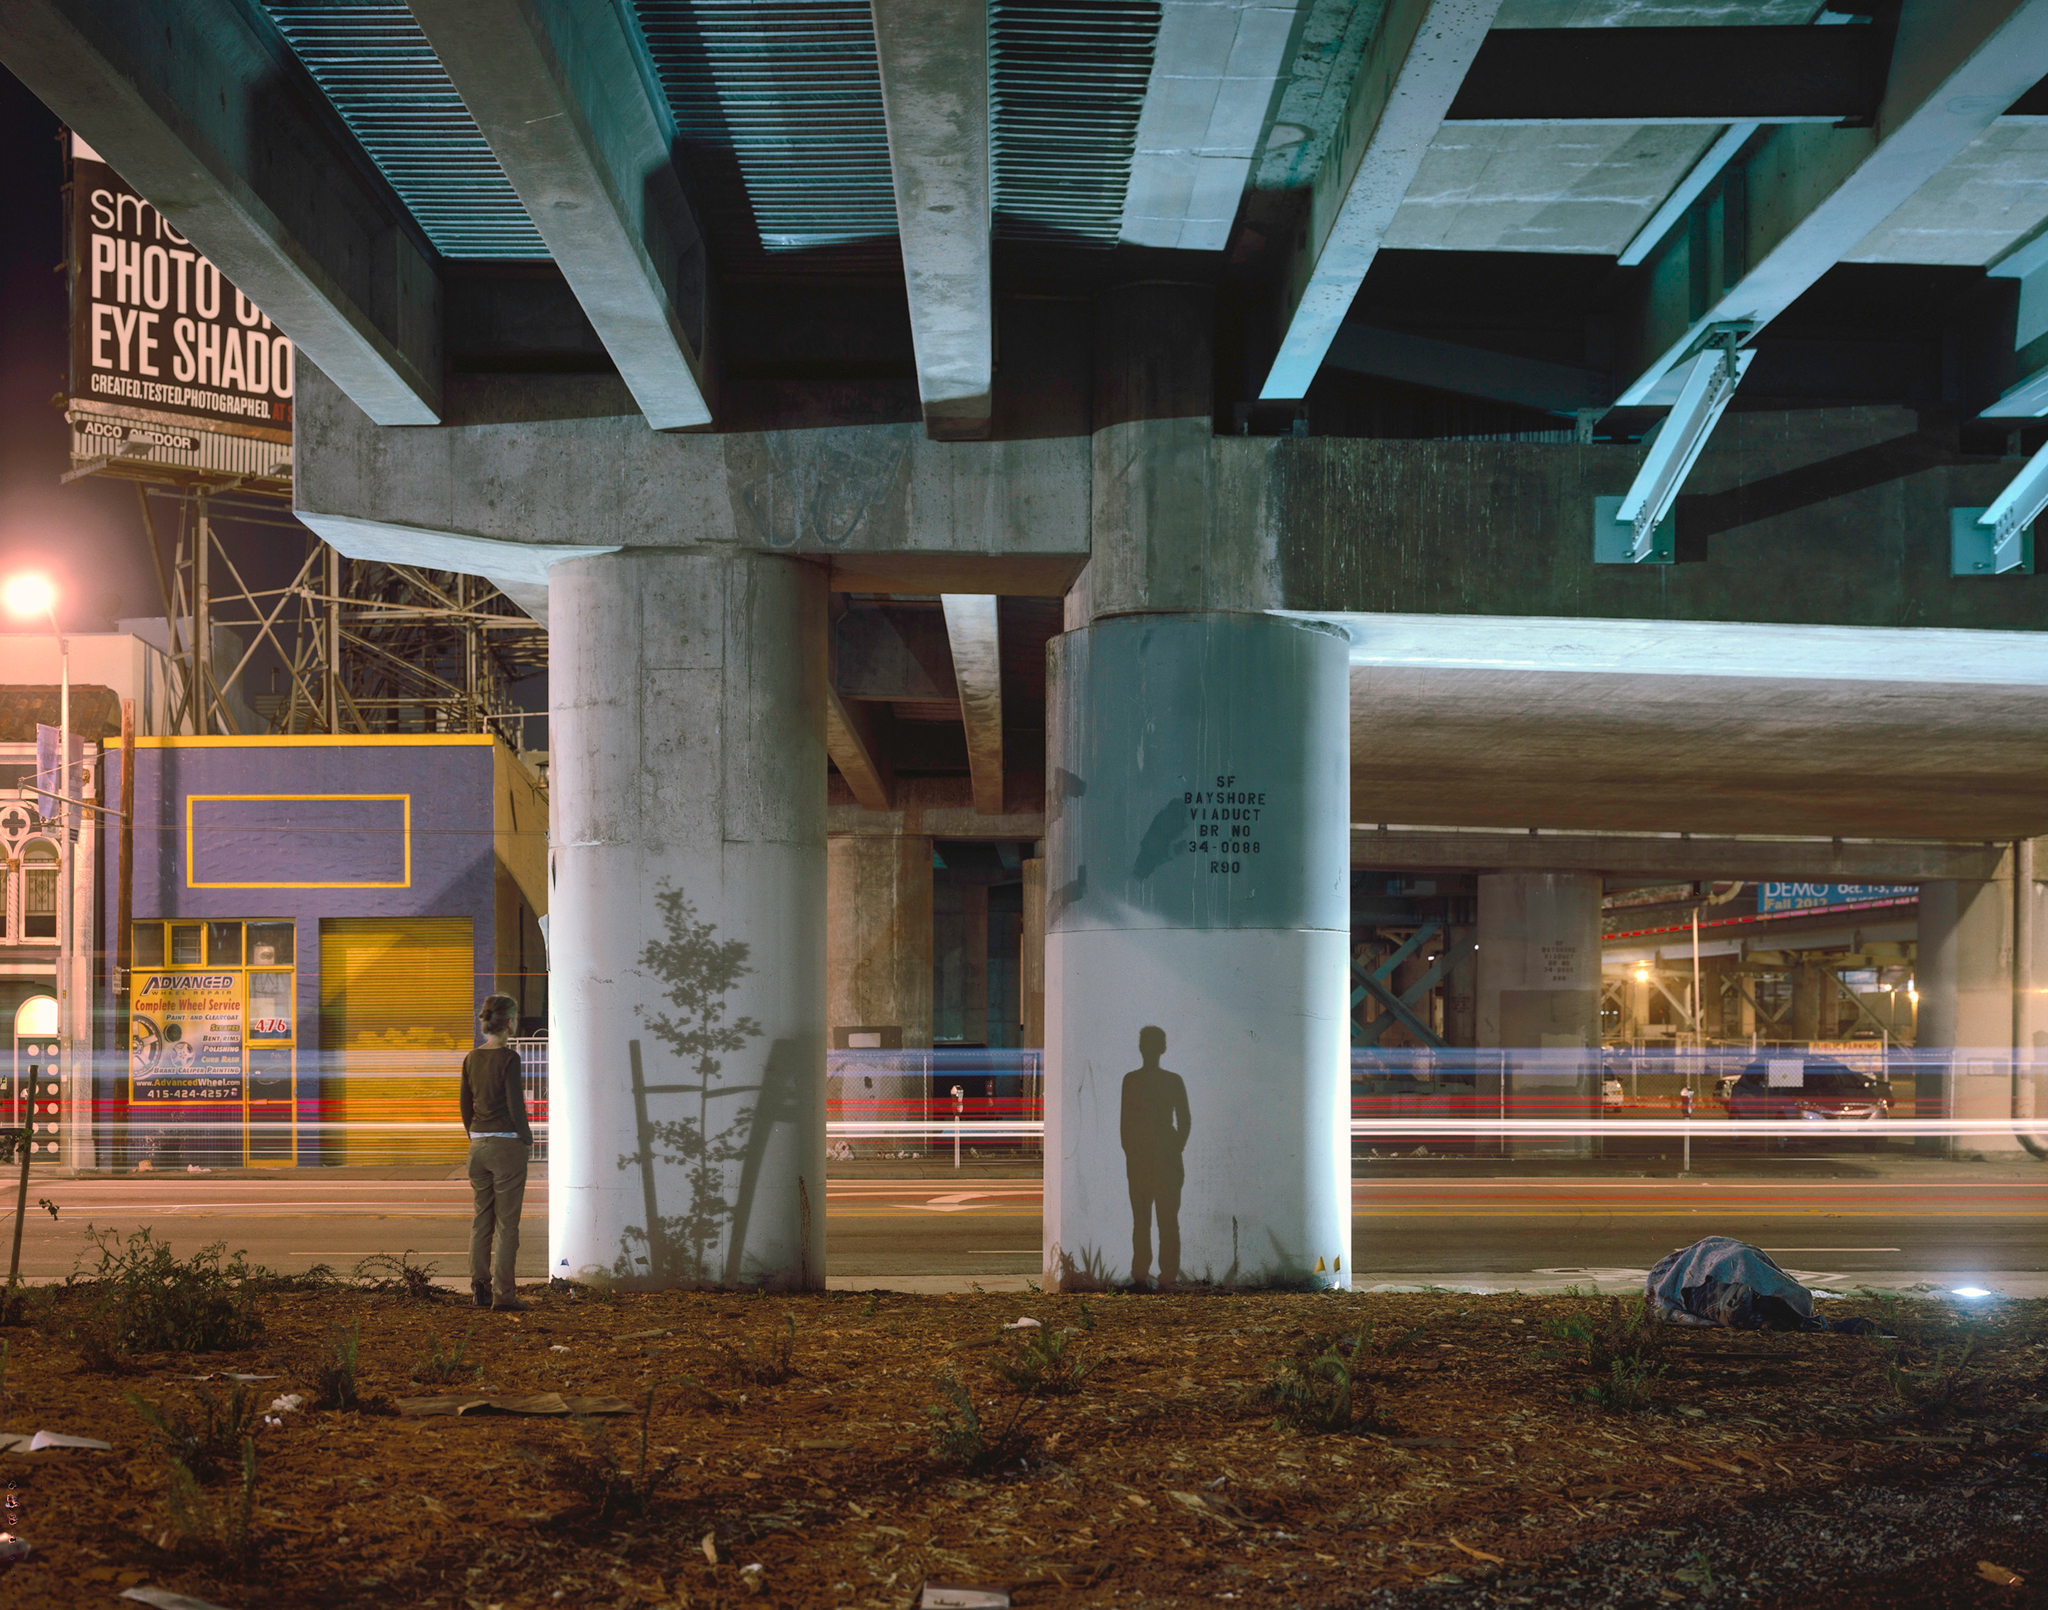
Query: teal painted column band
1046,611,1351,936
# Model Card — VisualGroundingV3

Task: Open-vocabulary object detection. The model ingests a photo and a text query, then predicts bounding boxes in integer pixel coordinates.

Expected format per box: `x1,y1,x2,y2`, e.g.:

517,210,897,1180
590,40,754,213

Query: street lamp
3,576,73,1174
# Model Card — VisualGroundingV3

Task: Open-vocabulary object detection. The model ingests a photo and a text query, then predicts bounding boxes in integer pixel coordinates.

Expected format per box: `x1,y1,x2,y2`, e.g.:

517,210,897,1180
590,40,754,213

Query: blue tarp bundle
1645,1235,1819,1330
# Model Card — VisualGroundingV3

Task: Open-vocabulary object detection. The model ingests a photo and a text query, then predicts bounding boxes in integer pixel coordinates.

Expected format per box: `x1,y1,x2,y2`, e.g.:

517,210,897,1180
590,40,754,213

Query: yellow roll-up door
320,918,473,1164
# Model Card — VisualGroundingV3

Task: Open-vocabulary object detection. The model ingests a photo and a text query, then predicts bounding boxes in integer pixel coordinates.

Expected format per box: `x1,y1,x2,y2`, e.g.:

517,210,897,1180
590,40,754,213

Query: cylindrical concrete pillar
1625,975,1650,1040
1441,924,1478,1048
1477,872,1602,1155
1021,854,1046,1048
826,831,933,1156
1917,877,2041,1156
2011,847,2048,1152
549,549,827,1287
827,832,933,1047
1044,612,1351,1290
1699,955,1728,1042
1791,963,1825,1043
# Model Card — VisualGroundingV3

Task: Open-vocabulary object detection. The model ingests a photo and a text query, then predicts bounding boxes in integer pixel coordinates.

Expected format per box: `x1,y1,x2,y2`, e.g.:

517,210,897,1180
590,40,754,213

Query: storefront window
207,922,243,966
170,924,203,966
132,922,165,967
247,922,293,966
22,843,56,939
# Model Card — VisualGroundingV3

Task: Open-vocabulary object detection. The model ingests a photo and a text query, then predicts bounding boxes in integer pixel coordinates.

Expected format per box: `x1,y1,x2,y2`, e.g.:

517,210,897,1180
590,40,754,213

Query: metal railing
512,1035,548,1162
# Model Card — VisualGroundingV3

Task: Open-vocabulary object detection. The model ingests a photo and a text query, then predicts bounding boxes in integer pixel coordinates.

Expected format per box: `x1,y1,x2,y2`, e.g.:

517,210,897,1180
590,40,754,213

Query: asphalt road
4,1170,2043,1294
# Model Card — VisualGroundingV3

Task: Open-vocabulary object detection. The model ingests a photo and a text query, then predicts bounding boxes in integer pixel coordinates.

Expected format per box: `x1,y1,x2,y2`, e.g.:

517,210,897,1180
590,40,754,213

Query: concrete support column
1066,283,1277,625
1441,925,1477,1047
1045,612,1351,1290
1021,854,1046,1047
1791,962,1825,1043
1734,973,1756,1040
1624,975,1650,1040
961,885,990,1046
933,881,990,1045
549,549,827,1287
1918,875,2044,1157
1476,873,1602,1156
1700,955,1730,1042
826,831,932,1157
826,832,934,1048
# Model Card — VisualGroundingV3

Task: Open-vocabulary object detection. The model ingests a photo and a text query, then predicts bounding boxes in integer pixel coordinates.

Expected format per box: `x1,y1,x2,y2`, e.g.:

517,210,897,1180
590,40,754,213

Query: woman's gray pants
467,1136,528,1300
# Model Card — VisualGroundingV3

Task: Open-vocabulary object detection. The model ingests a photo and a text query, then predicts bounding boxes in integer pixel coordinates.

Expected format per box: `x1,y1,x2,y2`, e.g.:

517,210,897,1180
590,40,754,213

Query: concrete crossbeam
1260,0,1503,401
287,506,617,628
482,574,552,626
293,365,1090,581
871,0,993,441
824,683,895,812
3,0,443,425
1307,610,2048,687
827,777,1044,842
407,0,712,430
1350,827,2010,884
939,594,1004,815
835,604,958,702
1618,0,2048,407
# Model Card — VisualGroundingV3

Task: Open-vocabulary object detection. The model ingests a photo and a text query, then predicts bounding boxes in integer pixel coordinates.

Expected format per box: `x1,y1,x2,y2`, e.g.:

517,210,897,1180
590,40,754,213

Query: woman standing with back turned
461,994,533,1311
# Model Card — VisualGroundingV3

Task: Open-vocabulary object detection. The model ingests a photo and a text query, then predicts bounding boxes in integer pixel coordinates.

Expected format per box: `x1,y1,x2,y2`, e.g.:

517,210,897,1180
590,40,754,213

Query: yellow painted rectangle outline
186,794,412,889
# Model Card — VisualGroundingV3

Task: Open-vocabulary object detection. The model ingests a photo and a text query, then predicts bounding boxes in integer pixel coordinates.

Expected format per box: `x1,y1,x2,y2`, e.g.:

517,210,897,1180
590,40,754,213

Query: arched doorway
12,996,58,1159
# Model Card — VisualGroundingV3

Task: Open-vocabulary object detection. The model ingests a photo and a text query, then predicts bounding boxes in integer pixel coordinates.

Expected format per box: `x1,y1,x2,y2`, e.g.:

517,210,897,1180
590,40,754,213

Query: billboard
1756,883,1917,915
130,970,246,1105
65,133,293,484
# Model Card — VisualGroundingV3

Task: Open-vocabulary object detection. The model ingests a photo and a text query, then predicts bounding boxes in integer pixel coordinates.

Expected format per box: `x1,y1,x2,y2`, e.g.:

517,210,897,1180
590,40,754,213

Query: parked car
1602,1077,1625,1109
1724,1058,1890,1124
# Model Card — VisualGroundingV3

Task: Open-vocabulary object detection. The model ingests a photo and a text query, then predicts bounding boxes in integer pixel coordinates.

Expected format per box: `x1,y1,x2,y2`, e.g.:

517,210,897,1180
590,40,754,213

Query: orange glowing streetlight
1,574,56,624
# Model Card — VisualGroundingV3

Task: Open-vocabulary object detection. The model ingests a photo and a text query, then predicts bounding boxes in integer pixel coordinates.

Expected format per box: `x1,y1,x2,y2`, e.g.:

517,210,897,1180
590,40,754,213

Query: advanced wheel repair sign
130,971,246,1106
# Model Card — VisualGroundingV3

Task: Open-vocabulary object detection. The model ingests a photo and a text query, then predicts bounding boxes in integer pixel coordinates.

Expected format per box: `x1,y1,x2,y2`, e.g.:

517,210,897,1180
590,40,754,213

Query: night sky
0,67,159,632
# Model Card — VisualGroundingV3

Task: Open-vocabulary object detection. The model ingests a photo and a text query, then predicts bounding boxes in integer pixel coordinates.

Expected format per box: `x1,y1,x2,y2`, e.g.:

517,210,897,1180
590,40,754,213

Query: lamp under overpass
1595,324,1754,566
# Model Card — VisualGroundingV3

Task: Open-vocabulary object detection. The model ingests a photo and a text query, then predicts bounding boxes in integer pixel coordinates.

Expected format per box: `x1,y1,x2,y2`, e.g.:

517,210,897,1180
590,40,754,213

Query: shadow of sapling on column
613,887,761,1287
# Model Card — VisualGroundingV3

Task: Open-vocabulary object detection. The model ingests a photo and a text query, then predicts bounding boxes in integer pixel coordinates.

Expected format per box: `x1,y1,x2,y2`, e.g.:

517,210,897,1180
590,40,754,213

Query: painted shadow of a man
1120,1025,1190,1287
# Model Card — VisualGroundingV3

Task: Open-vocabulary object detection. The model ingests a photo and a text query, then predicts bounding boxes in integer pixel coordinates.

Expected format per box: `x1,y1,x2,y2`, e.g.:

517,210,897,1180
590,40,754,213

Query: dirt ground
0,1269,2044,1610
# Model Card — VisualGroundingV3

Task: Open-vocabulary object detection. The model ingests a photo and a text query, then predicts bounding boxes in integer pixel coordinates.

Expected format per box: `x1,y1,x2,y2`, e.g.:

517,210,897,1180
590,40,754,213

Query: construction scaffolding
130,482,547,750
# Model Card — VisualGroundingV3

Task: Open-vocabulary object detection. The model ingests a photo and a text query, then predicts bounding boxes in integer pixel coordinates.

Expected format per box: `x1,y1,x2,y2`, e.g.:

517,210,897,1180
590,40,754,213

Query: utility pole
116,698,135,1172
195,497,212,734
326,543,341,734
49,613,77,1173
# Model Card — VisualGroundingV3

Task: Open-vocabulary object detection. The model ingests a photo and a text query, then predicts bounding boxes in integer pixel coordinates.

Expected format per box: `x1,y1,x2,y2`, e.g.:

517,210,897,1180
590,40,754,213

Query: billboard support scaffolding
127,484,545,749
